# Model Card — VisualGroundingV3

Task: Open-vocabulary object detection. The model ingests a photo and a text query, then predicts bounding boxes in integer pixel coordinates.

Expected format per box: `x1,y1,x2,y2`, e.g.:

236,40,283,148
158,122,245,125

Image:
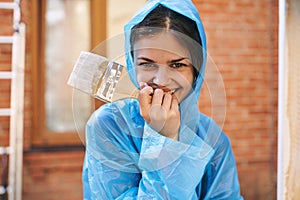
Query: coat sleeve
82,151,141,200
135,124,215,199
199,131,244,200
82,106,142,200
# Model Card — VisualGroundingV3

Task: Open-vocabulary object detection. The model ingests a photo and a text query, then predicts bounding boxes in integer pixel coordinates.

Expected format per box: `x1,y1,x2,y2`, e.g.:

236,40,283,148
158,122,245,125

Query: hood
124,0,206,100
124,0,207,132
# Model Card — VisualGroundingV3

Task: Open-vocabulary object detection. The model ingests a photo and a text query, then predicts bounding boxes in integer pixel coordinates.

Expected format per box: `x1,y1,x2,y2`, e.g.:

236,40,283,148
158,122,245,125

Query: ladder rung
0,36,13,44
0,146,11,155
0,2,18,10
0,108,11,116
0,186,6,195
0,72,12,79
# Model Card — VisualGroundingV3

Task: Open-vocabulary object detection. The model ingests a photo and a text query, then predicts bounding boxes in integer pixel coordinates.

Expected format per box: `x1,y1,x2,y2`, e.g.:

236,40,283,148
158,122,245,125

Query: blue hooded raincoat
82,0,243,199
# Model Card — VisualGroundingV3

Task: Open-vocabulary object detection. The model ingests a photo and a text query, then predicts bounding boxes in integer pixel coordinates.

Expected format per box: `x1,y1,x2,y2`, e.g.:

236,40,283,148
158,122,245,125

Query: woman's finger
162,92,172,110
151,89,164,106
137,85,153,121
138,85,153,102
139,82,147,90
170,94,179,112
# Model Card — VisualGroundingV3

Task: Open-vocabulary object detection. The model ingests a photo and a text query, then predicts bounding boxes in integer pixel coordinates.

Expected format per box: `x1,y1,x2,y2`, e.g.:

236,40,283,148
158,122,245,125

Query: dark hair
130,5,203,78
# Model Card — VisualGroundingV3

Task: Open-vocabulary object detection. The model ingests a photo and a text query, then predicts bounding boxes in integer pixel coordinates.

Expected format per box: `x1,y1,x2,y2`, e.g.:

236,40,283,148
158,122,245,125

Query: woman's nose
153,66,171,85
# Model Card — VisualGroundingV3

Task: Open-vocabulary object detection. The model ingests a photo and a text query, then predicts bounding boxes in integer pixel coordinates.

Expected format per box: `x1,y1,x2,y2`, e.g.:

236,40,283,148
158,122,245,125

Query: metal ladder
0,1,25,199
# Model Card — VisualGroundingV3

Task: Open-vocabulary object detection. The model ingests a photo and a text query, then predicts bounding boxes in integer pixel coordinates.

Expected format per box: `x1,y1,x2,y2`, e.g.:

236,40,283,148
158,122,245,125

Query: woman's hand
138,83,180,140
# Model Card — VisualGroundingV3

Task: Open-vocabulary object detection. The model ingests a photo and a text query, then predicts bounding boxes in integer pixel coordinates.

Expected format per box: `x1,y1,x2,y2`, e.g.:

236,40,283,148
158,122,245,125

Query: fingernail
139,82,147,88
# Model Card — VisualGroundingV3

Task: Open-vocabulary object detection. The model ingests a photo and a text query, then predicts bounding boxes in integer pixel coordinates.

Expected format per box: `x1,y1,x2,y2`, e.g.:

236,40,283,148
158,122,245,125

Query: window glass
45,0,91,132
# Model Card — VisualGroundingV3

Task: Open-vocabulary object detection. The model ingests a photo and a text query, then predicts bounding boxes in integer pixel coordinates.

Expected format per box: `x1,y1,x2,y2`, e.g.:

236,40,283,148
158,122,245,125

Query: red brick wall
195,0,278,199
0,0,278,200
23,150,84,200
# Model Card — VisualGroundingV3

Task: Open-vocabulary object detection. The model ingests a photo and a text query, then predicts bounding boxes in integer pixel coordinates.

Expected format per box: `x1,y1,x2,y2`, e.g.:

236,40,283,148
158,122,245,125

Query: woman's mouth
147,82,176,95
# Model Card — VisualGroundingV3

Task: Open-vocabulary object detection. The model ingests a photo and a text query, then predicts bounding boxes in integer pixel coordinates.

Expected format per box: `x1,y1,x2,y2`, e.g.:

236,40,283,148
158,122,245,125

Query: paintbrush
67,51,138,103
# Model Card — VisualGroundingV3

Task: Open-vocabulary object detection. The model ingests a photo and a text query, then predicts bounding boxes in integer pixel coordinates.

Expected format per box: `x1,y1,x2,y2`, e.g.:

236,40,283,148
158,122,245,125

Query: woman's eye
138,62,157,68
170,63,187,69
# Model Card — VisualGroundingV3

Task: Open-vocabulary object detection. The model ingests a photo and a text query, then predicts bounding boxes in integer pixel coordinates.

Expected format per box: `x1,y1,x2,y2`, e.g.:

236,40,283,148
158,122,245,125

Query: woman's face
133,32,194,102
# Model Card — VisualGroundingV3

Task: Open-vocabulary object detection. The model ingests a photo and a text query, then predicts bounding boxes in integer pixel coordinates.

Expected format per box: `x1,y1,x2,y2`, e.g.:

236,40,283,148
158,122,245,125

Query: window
31,0,146,147
31,0,106,146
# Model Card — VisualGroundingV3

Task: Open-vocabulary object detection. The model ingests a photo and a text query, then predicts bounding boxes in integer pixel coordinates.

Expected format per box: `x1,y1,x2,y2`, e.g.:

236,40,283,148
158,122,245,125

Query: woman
82,0,243,199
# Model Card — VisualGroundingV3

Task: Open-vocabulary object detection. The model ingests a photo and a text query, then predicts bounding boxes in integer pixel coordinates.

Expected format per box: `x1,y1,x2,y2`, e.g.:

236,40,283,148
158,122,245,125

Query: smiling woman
82,0,243,199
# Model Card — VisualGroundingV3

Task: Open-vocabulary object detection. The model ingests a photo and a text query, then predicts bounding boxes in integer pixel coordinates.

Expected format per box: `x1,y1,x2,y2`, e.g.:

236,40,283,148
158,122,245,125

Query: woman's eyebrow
168,57,190,63
137,57,191,64
137,57,155,62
